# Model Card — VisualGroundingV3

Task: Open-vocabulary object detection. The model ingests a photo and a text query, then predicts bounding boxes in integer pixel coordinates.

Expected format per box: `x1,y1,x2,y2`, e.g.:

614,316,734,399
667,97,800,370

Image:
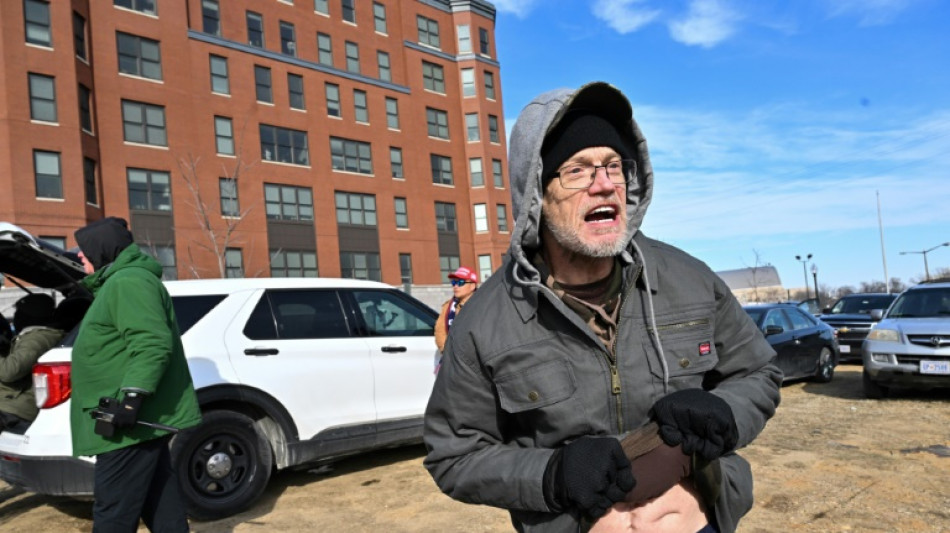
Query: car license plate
920,360,950,375
839,345,850,354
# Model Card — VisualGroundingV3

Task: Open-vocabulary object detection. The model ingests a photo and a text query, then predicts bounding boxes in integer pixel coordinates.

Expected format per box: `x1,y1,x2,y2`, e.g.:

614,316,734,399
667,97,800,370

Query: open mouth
584,205,618,223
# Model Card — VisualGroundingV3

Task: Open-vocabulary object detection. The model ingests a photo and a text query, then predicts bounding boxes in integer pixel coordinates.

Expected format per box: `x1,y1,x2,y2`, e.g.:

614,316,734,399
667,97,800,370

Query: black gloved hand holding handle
111,392,144,428
651,388,738,461
543,436,635,519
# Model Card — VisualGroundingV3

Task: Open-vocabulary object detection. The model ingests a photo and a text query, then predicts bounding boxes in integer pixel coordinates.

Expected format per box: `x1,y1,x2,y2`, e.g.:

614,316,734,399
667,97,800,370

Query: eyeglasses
553,159,636,189
450,279,469,287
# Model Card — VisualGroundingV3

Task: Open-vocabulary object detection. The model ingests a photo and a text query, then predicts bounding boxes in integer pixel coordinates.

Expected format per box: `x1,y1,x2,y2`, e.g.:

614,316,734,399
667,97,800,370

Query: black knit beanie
541,111,633,181
74,217,134,271
13,293,56,332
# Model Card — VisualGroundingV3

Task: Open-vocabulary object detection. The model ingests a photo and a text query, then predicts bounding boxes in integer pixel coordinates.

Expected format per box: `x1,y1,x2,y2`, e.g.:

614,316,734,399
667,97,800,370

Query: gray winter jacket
423,82,782,533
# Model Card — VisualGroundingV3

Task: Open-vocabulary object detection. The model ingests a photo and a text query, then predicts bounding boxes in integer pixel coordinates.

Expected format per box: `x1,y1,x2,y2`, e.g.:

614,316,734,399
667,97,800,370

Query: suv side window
172,295,227,334
350,290,435,336
243,290,351,340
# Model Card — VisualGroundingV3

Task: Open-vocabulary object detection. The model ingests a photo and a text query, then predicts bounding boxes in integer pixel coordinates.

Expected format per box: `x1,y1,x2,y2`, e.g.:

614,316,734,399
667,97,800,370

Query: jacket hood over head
74,217,134,271
507,81,654,284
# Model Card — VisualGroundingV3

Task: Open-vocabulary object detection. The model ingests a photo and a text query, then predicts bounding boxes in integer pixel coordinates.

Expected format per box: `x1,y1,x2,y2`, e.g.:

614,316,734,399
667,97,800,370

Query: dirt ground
1,365,948,532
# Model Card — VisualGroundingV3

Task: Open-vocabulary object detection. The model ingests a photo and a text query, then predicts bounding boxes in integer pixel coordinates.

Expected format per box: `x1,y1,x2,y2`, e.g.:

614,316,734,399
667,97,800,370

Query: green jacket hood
506,81,654,285
81,243,163,293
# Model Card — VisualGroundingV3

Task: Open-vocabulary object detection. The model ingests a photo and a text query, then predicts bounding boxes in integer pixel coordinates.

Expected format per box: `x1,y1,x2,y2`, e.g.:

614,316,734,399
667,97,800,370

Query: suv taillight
33,362,71,409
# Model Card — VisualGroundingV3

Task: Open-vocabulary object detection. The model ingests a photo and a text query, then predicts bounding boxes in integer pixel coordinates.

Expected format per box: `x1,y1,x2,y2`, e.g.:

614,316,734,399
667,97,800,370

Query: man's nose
588,166,617,193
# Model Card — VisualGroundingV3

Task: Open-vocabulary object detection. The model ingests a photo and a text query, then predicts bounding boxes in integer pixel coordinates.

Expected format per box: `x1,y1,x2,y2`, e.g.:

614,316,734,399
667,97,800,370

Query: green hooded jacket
69,243,202,456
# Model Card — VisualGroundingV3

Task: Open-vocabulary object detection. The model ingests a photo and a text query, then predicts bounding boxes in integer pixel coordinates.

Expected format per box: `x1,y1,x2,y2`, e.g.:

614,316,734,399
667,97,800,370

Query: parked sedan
744,303,839,382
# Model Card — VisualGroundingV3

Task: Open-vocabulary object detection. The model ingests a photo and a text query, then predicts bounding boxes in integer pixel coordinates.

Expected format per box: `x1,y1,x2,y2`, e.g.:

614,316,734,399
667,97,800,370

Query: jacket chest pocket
494,359,592,443
642,317,719,382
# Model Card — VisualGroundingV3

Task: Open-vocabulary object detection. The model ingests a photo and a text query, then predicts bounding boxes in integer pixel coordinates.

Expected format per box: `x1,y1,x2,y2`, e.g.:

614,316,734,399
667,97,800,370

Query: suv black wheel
812,347,835,383
862,370,889,399
170,410,273,521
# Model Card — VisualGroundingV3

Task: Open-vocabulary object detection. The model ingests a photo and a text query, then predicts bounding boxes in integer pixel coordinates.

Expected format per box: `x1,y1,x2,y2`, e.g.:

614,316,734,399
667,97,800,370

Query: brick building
0,0,509,285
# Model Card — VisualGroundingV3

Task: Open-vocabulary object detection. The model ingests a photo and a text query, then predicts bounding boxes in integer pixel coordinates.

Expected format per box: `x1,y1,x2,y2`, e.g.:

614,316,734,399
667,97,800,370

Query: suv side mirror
870,309,884,321
764,325,784,336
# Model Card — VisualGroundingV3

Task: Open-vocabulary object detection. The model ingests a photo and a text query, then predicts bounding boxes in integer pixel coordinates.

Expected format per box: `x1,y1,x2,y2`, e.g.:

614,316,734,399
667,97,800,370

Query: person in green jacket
69,217,202,533
0,294,64,434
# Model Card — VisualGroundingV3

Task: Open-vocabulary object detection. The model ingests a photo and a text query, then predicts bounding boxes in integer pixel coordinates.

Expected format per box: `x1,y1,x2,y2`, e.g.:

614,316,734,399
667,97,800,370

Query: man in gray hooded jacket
423,81,782,533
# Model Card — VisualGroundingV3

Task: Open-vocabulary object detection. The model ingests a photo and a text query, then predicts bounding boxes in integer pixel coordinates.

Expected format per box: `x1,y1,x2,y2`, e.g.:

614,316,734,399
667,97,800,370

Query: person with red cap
434,266,478,371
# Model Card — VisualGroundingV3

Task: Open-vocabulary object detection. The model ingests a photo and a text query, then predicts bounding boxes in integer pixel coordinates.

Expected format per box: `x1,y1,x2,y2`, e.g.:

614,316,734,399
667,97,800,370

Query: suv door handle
381,345,407,353
245,347,279,356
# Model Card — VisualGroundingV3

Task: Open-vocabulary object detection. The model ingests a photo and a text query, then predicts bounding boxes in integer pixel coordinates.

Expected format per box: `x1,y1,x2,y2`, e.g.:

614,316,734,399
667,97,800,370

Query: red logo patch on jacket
698,342,712,356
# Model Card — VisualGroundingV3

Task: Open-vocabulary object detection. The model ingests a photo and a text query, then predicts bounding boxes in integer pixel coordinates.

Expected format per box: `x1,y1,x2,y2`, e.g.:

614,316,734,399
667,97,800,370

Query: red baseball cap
448,266,478,283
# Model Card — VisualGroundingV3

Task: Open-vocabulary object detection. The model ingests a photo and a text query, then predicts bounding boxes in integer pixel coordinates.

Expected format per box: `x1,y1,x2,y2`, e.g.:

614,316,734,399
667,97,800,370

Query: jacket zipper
609,263,643,434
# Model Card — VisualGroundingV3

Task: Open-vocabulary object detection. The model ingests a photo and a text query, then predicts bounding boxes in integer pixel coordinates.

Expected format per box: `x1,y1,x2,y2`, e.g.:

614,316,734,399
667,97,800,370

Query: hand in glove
650,388,738,461
544,436,635,519
111,392,144,428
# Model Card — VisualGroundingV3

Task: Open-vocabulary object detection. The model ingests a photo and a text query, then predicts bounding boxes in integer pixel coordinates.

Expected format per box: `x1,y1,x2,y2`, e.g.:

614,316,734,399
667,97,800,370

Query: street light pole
795,254,812,299
900,242,950,281
811,264,820,307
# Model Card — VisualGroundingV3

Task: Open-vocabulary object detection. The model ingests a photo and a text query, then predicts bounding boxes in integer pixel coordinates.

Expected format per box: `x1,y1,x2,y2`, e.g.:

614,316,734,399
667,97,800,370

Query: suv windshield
829,295,895,315
887,288,950,318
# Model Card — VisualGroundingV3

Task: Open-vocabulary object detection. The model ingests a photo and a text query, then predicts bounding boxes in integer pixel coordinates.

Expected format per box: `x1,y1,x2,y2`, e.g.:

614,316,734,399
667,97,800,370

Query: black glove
111,392,144,429
651,389,738,461
543,436,635,519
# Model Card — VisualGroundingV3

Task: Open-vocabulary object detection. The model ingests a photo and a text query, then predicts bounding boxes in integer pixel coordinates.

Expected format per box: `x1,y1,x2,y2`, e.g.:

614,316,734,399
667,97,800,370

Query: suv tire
812,347,835,383
171,410,273,520
862,370,889,400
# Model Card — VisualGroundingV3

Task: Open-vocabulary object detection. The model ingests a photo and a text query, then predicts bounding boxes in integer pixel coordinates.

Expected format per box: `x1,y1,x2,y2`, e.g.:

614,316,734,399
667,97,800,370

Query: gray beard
542,218,630,258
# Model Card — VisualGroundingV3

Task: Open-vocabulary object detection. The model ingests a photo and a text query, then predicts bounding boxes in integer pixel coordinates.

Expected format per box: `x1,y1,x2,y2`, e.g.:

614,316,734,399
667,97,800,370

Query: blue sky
491,0,950,292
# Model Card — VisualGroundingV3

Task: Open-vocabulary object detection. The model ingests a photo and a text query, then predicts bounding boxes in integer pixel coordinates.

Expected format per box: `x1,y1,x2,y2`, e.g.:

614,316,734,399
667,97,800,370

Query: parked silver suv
862,280,950,398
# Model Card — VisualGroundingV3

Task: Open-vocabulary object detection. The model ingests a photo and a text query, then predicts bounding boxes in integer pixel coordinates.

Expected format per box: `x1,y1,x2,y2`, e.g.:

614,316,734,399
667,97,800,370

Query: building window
457,24,471,54
83,157,97,204
353,89,368,123
270,250,317,277
314,0,328,15
341,0,356,23
484,71,496,100
73,12,87,60
225,248,244,278
219,178,239,216
340,252,381,281
377,51,391,82
246,11,264,48
335,192,377,227
280,21,296,56
435,202,457,232
390,147,403,179
317,32,332,66
373,3,387,33
264,184,313,221
478,255,492,282
33,150,61,199
488,115,500,143
492,159,504,188
426,108,448,139
143,245,177,280
254,65,272,103
114,0,157,16
117,32,162,81
28,73,56,123
399,253,412,284
440,255,460,282
394,197,408,228
260,124,309,165
209,54,229,94
465,113,480,142
330,137,373,174
214,116,234,155
422,61,445,93
496,204,509,232
385,97,399,129
24,0,52,47
461,68,475,97
127,168,171,211
40,236,66,250
431,155,453,185
122,100,167,146
479,27,490,55
474,204,488,232
469,158,483,187
202,0,221,36
345,41,360,73
325,83,341,117
288,73,305,110
417,15,440,49
78,84,92,132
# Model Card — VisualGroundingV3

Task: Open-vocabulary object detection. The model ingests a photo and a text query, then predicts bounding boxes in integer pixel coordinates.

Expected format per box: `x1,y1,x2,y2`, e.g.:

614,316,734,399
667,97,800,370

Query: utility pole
795,254,812,299
900,242,950,281
877,191,890,293
811,264,820,307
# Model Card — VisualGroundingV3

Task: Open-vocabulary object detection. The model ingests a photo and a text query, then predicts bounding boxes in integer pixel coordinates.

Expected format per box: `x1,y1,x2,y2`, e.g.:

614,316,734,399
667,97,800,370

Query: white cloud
825,0,918,26
667,0,740,48
591,0,662,34
492,0,545,19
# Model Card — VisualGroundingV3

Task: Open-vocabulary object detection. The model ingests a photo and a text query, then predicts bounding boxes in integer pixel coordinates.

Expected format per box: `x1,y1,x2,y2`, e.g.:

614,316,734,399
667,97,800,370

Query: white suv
0,224,439,520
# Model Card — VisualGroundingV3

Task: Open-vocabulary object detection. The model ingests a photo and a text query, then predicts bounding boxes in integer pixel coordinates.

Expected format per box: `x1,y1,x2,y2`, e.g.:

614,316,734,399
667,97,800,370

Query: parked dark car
744,303,839,383
819,293,897,362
